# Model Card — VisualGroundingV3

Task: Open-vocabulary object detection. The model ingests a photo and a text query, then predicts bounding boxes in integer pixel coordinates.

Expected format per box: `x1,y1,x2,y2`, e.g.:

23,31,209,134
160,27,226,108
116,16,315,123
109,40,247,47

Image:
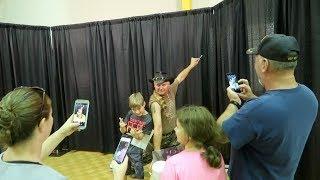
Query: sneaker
125,166,135,175
109,160,116,172
131,174,144,179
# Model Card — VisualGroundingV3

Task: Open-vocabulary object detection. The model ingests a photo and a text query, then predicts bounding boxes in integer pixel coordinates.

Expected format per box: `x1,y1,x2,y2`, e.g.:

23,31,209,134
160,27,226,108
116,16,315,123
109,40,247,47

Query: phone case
73,99,90,130
114,137,132,164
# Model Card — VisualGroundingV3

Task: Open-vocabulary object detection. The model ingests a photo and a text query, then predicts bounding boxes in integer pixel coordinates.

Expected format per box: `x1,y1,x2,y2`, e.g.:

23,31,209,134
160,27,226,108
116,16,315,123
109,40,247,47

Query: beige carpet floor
43,150,151,180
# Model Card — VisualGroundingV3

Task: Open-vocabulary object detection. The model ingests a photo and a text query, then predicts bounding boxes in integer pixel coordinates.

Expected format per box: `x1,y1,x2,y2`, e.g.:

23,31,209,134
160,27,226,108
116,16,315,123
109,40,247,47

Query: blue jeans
127,145,144,178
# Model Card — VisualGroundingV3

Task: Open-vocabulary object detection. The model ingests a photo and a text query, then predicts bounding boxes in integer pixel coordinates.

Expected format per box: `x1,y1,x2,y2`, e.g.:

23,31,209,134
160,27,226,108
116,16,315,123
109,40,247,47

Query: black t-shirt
124,110,153,135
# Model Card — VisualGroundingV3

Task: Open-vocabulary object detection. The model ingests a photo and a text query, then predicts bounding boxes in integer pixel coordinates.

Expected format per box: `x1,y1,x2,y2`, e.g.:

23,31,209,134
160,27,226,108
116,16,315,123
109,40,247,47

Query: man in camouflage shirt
149,57,201,160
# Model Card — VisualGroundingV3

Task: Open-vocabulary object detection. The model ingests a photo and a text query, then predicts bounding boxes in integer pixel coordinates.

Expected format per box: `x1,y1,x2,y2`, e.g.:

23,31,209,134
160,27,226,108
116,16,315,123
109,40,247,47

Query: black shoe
131,174,144,179
125,166,135,175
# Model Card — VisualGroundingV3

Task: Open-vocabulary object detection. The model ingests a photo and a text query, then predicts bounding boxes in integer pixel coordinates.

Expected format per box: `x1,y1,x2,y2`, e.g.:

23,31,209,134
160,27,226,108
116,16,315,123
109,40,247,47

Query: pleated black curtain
0,24,66,152
0,24,52,95
0,23,63,131
244,0,274,95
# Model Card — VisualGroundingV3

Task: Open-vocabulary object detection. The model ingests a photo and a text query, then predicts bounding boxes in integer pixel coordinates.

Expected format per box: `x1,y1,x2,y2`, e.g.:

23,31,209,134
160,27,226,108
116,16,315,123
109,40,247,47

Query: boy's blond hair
128,92,144,109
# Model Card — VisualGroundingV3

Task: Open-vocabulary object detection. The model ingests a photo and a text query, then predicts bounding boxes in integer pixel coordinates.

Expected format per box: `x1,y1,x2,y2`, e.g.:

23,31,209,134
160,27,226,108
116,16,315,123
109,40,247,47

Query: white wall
193,0,223,9
0,0,224,26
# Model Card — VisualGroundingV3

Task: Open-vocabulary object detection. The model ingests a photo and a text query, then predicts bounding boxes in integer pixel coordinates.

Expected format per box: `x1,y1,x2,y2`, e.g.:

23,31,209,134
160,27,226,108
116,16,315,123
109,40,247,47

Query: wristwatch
230,100,241,109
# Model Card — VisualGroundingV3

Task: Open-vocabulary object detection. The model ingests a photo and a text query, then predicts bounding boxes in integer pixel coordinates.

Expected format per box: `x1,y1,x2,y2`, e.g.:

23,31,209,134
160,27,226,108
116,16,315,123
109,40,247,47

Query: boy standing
119,92,153,179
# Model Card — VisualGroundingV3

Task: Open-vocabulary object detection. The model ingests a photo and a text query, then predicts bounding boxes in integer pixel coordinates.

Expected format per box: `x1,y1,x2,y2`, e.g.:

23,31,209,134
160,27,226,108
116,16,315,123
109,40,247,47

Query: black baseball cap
246,34,300,62
149,72,174,84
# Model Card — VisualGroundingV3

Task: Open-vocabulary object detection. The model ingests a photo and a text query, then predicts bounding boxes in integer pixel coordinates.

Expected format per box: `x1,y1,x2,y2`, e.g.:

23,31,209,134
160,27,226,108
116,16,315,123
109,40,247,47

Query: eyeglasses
152,76,166,81
152,71,168,82
14,86,46,118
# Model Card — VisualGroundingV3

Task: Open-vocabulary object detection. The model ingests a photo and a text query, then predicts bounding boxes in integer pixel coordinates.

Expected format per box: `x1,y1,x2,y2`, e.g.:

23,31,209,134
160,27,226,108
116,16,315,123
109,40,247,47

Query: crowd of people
0,34,318,180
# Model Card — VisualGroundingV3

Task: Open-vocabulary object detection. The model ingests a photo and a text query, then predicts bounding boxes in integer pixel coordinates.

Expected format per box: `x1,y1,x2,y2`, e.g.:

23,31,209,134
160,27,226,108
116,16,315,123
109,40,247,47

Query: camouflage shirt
149,79,179,134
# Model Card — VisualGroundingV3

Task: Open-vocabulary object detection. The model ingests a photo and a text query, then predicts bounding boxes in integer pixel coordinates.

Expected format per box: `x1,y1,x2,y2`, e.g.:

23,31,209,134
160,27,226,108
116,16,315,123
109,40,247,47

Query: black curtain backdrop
0,0,319,178
0,23,62,131
244,0,274,95
0,23,52,94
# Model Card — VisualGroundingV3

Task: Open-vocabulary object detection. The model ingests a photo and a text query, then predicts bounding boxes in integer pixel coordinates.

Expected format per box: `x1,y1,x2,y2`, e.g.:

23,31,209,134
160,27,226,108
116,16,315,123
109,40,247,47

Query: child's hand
129,128,137,135
136,129,143,136
130,129,144,140
119,117,126,128
130,128,142,134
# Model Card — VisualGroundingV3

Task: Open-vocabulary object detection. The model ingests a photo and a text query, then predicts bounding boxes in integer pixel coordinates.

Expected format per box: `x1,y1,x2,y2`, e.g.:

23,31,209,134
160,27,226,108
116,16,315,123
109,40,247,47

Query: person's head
0,87,52,148
128,92,146,116
175,105,227,168
77,106,83,116
149,72,174,96
247,34,299,86
154,81,171,96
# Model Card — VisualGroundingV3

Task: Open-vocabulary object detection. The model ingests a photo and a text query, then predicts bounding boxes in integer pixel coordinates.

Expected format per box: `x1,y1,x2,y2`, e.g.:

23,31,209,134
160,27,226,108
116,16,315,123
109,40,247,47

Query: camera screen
114,138,131,164
73,102,89,126
227,74,240,90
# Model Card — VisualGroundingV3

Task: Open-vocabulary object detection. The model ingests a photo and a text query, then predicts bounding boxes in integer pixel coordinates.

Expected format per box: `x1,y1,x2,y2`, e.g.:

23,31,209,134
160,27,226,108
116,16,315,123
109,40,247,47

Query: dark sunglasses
14,86,46,118
152,71,168,81
152,76,166,81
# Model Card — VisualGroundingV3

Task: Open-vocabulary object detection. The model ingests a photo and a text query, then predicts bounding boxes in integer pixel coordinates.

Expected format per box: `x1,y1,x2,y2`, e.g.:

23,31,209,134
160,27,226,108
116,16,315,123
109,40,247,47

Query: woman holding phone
0,87,80,179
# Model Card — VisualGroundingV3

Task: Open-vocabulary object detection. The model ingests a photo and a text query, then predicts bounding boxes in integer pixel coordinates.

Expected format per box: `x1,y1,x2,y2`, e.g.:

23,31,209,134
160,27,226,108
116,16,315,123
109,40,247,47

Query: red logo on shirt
127,118,145,131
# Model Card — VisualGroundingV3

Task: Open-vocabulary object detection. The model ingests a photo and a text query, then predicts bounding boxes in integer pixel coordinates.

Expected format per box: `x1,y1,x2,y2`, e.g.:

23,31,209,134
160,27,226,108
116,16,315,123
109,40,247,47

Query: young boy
118,92,153,179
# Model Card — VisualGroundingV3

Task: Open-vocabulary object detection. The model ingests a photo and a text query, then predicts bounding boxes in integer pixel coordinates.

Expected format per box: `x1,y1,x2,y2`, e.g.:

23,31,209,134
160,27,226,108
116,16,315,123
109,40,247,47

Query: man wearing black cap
149,57,200,155
217,34,318,179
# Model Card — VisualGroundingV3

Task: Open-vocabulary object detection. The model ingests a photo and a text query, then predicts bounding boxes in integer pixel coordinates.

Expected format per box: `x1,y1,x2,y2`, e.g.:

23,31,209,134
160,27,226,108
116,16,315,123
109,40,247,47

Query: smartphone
72,99,90,130
114,137,132,164
226,73,241,93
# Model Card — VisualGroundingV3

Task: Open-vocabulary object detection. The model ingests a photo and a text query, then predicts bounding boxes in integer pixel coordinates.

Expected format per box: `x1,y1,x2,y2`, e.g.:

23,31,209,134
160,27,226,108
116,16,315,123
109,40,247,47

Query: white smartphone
114,137,132,164
72,99,90,130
